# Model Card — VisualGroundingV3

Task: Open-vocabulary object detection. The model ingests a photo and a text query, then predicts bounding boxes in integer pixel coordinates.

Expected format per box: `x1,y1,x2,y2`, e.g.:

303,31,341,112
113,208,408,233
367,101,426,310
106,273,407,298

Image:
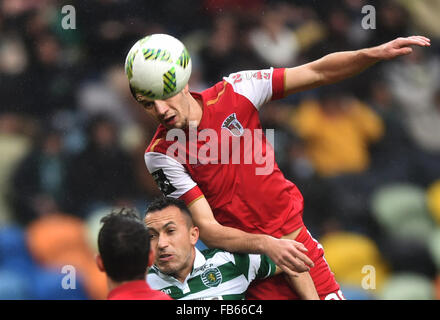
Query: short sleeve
256,255,277,280
223,68,285,110
233,253,276,283
145,152,203,204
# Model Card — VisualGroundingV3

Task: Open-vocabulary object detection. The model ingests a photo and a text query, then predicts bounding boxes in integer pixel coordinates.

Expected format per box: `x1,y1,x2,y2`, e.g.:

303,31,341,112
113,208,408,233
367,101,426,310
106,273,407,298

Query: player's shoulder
195,80,233,108
201,248,234,263
146,125,168,154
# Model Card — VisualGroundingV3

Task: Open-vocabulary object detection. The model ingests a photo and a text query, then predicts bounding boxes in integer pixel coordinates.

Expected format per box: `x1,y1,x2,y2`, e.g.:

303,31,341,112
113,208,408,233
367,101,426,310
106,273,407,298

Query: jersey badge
222,113,244,137
201,268,222,288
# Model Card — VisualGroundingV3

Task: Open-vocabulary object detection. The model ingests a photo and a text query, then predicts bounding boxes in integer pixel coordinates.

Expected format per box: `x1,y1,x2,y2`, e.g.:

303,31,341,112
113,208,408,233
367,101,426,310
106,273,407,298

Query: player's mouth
158,253,174,262
164,115,176,126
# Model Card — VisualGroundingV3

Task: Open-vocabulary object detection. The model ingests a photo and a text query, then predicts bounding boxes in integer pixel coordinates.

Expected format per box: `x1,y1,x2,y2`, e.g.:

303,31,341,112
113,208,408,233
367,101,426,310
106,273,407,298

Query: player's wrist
256,234,274,255
362,46,383,62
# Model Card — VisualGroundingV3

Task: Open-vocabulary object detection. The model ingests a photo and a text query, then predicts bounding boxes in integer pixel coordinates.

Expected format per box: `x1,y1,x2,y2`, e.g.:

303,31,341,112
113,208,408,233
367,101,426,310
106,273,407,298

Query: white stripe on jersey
180,275,250,300
147,248,272,300
247,254,262,283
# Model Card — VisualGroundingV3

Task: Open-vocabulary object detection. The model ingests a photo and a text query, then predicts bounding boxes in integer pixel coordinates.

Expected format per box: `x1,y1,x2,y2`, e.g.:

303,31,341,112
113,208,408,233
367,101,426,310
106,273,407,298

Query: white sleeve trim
223,68,274,111
145,151,197,198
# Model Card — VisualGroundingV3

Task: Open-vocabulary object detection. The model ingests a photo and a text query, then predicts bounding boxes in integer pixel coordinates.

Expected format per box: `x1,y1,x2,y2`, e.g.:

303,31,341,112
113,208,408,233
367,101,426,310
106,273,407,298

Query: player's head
144,197,199,281
96,208,154,283
126,34,193,130
131,84,192,130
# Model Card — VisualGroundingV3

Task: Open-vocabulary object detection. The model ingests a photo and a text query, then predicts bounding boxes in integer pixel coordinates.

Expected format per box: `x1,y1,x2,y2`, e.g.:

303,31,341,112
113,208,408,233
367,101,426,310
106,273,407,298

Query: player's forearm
311,47,381,86
199,222,269,254
189,197,270,254
189,197,313,273
285,272,320,300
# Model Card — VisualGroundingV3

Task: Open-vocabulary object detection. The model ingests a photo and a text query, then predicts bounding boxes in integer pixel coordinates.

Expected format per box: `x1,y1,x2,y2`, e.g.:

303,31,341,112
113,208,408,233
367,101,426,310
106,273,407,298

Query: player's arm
273,266,319,300
283,36,431,96
189,196,314,277
145,152,313,275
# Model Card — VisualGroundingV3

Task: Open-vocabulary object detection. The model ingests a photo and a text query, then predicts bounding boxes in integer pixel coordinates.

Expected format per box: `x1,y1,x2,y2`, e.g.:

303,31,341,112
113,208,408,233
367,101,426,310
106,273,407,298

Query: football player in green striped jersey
144,197,318,300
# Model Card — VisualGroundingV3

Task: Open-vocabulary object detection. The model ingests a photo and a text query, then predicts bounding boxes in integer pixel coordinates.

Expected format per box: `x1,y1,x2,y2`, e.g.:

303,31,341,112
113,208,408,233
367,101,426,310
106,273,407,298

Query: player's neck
187,95,204,128
174,247,197,283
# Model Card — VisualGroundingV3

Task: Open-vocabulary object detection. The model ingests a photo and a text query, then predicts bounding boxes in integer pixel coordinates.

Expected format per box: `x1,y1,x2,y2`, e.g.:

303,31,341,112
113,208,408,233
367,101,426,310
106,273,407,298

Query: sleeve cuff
271,68,286,100
179,185,204,207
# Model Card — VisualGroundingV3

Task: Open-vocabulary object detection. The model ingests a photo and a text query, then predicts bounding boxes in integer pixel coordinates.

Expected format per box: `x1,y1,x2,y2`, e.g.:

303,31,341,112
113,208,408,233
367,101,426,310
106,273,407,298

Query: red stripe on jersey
271,68,286,100
179,185,204,206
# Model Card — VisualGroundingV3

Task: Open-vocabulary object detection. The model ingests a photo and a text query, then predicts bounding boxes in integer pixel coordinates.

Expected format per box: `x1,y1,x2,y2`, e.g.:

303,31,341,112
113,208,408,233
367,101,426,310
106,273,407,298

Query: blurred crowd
1,0,440,300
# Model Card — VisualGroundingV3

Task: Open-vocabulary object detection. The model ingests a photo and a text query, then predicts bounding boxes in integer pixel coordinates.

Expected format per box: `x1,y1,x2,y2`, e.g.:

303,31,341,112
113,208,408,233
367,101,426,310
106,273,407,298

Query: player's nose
154,100,169,116
157,235,169,249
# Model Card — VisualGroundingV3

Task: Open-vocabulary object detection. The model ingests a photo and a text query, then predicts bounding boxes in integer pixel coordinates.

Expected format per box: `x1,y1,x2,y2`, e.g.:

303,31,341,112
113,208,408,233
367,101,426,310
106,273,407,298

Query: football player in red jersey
96,208,173,300
131,36,430,299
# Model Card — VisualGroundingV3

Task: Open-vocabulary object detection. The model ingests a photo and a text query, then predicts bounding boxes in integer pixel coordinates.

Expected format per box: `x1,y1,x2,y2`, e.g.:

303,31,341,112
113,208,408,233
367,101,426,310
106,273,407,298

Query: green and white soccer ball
125,34,192,100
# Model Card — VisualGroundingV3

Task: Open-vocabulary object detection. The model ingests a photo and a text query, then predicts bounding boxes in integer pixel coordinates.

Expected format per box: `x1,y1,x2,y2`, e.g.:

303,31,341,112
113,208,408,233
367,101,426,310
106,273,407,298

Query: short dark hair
97,208,150,282
145,197,193,228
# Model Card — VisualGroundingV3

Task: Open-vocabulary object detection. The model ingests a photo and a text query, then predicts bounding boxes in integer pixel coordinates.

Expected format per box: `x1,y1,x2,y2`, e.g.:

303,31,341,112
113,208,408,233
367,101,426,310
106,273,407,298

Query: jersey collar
151,248,206,284
191,248,206,275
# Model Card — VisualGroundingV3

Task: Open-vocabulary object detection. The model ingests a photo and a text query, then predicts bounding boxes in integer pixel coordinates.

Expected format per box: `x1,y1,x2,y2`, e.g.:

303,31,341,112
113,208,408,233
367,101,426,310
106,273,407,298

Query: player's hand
265,237,314,277
378,36,430,60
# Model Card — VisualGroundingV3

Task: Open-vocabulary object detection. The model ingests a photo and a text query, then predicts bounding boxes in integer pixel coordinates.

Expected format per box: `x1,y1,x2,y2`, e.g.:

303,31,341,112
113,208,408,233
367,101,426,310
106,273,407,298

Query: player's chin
156,263,176,275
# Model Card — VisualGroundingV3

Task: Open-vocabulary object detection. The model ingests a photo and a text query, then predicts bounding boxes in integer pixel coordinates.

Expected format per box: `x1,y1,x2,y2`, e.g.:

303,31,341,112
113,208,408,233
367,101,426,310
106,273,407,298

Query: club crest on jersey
201,268,222,288
222,113,244,137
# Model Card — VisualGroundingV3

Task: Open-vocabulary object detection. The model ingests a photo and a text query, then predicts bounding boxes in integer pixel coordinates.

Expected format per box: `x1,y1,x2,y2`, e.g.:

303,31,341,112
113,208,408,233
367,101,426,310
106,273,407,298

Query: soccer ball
125,34,192,100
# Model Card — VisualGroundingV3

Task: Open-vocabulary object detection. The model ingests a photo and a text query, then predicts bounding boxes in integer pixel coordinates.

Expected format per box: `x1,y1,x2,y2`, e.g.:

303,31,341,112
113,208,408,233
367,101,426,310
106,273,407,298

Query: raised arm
284,36,431,96
189,196,314,277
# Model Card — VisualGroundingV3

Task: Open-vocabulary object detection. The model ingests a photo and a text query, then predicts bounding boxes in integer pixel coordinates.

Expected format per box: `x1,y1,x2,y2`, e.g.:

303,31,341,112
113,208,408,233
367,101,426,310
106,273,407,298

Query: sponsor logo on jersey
201,268,222,288
221,113,244,137
152,169,177,195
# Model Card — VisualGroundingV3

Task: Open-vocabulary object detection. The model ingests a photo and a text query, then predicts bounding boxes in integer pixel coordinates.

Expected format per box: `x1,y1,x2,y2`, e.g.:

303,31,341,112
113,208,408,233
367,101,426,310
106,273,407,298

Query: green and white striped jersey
147,248,277,300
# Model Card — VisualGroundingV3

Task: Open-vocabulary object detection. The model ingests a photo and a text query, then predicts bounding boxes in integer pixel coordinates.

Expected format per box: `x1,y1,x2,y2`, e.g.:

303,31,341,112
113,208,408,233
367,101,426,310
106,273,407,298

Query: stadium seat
319,231,389,291
0,225,35,273
26,214,107,299
339,285,376,300
428,228,440,271
0,225,91,299
31,267,89,300
0,269,31,299
378,273,435,300
427,180,440,226
370,183,435,243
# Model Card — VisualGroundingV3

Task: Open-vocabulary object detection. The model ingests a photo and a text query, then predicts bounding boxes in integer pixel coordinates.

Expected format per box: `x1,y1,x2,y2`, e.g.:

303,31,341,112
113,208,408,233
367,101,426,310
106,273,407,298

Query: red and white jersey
145,68,304,238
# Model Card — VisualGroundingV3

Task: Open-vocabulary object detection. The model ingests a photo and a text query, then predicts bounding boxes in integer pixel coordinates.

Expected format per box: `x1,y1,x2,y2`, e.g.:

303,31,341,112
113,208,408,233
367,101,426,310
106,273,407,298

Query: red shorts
246,225,342,300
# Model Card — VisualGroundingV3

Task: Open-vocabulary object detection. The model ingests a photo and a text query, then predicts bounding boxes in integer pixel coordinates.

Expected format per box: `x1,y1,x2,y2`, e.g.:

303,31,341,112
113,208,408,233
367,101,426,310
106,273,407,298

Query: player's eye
142,101,154,109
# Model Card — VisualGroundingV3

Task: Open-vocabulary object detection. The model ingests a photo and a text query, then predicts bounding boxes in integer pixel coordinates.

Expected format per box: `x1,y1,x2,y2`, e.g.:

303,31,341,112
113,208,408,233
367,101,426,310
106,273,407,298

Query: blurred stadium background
0,0,440,300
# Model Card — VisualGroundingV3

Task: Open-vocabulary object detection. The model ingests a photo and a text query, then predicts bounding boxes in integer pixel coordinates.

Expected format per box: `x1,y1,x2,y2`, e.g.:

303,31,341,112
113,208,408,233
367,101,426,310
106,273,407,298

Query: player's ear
189,226,199,246
182,83,189,94
95,254,105,272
